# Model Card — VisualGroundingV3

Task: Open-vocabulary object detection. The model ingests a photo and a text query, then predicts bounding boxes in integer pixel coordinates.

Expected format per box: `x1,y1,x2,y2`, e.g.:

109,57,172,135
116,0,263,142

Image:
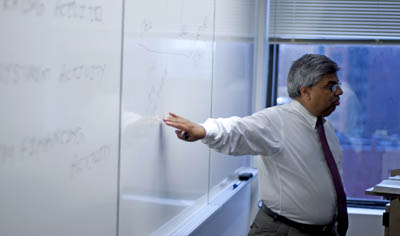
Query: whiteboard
0,0,257,235
119,0,256,235
209,0,255,199
0,1,123,236
119,0,215,235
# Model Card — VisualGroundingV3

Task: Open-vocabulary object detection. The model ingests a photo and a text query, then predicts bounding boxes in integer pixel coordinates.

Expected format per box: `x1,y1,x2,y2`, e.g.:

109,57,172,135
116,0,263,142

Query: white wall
348,208,385,236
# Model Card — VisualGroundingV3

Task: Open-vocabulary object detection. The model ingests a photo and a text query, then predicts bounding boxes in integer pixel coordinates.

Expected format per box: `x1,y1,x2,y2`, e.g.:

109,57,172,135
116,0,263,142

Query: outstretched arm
163,112,206,142
164,109,282,156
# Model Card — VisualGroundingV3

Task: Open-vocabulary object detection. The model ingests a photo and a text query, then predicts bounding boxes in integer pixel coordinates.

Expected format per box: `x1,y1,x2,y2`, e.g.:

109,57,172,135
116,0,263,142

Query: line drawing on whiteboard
137,40,205,69
137,43,190,58
140,19,153,35
196,16,209,40
177,0,210,40
146,66,167,115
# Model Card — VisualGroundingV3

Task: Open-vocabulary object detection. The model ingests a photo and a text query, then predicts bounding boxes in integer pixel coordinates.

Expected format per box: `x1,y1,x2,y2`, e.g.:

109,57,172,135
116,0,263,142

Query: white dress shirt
201,100,343,225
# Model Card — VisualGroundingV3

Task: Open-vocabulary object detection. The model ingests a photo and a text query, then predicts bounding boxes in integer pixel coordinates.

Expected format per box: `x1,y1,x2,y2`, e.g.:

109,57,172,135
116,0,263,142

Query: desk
366,170,400,236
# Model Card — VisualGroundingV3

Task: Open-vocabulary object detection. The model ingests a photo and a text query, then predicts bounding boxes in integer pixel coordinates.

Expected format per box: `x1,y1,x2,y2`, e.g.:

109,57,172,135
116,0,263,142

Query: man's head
287,54,343,117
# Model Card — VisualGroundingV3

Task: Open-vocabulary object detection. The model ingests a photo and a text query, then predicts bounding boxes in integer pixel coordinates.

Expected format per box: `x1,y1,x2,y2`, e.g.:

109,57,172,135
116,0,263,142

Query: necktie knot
316,116,324,128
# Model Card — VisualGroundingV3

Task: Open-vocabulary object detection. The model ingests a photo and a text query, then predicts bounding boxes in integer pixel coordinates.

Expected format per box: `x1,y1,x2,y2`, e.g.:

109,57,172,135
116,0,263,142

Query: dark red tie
316,117,348,236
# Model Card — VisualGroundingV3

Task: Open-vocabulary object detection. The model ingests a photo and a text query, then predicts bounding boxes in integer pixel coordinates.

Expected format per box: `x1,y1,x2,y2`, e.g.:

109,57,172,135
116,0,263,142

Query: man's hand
163,112,206,142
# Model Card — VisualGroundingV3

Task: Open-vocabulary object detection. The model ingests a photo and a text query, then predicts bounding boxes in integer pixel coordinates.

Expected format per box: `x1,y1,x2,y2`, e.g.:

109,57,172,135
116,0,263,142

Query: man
163,54,348,236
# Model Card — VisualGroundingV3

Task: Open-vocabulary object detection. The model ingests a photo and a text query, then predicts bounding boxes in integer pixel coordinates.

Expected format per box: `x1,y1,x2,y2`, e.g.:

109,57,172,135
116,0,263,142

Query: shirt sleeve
200,108,283,156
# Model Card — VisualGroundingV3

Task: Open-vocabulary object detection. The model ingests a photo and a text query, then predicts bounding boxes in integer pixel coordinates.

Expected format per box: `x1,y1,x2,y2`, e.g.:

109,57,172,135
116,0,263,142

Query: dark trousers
248,209,338,236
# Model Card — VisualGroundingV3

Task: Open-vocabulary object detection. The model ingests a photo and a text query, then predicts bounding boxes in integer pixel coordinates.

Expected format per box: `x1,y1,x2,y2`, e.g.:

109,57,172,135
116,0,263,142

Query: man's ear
299,86,311,100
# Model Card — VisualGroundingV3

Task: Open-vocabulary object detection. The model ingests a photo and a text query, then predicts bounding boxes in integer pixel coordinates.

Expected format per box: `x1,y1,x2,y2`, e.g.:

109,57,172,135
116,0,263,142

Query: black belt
258,201,335,234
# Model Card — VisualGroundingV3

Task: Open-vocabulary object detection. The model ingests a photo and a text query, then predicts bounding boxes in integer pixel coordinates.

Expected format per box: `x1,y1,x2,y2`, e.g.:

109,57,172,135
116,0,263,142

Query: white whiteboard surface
0,1,123,236
119,0,256,235
0,0,257,235
209,0,256,198
209,41,253,195
119,0,214,235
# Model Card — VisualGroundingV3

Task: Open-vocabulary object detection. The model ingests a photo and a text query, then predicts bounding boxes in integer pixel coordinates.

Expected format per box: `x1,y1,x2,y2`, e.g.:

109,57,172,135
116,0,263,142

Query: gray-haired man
163,54,348,236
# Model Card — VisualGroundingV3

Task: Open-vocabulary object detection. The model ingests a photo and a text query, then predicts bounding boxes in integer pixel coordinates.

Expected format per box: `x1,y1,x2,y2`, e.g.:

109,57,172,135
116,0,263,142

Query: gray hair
287,54,340,98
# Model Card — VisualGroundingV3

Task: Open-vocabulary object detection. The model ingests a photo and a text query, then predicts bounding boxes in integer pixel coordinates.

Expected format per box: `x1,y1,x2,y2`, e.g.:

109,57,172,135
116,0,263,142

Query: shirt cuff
200,119,219,144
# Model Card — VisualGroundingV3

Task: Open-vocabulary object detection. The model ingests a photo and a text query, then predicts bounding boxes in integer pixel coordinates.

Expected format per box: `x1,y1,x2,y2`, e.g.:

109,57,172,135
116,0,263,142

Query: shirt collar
288,99,325,129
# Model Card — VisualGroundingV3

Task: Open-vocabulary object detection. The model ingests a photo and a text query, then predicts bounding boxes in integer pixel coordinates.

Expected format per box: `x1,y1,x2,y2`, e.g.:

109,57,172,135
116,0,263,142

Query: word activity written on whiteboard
0,63,106,85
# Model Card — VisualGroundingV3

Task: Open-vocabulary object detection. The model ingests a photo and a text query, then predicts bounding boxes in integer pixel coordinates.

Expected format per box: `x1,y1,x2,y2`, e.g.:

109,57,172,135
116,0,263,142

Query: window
273,44,400,202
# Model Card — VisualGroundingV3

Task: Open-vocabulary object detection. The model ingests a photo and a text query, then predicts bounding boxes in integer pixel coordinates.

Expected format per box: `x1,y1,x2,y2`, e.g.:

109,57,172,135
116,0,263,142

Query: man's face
308,73,343,117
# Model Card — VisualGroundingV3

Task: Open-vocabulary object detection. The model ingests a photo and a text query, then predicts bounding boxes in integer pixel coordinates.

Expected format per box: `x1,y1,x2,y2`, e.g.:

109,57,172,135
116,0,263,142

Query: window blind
269,0,400,42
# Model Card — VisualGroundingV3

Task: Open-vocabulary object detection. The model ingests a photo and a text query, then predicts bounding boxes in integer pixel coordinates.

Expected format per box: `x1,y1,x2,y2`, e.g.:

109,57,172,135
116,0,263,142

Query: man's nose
335,84,343,96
